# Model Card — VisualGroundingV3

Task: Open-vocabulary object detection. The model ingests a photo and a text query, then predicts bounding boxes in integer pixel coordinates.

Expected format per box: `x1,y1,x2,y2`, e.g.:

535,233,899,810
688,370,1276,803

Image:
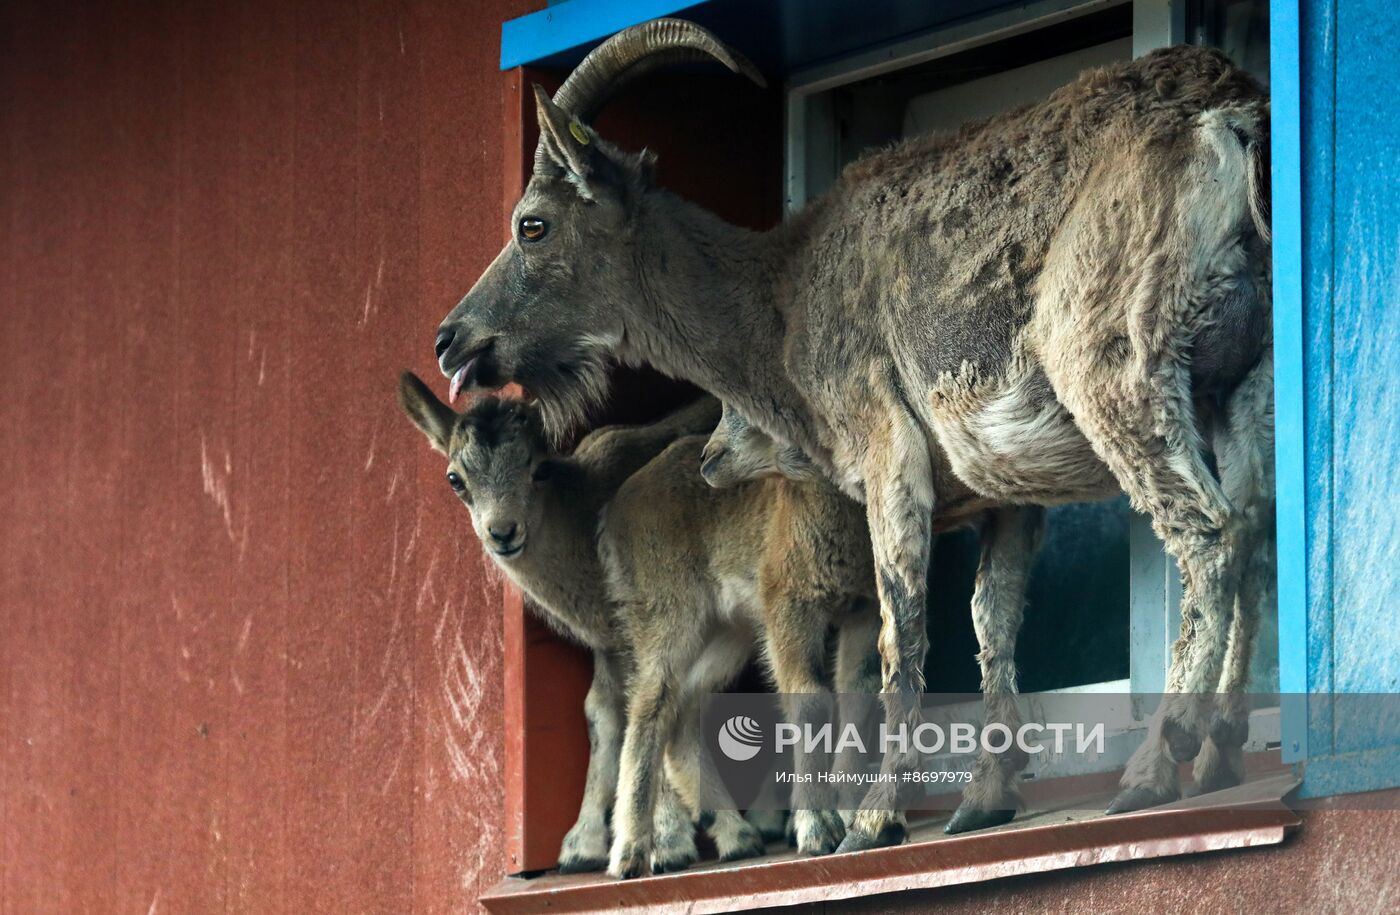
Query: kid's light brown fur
399,375,743,874
599,432,877,877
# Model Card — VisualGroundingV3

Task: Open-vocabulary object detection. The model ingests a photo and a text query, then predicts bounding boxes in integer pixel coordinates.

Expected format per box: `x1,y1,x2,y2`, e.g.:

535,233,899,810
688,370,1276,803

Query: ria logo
717,715,764,761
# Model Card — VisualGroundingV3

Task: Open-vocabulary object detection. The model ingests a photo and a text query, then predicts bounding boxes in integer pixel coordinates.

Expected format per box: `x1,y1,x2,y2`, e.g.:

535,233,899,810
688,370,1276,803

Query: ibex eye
446,471,465,492
519,217,547,242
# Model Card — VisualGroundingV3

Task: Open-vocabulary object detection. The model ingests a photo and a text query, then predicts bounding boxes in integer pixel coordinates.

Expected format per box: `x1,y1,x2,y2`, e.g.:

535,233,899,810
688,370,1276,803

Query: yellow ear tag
569,121,590,145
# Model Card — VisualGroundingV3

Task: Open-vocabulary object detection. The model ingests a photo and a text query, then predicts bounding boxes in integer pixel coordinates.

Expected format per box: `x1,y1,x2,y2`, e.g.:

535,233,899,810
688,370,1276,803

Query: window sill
481,765,1299,914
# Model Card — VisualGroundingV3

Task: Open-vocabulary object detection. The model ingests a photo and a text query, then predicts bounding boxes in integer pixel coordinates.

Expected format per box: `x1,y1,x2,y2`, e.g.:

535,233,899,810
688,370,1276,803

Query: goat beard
517,337,614,448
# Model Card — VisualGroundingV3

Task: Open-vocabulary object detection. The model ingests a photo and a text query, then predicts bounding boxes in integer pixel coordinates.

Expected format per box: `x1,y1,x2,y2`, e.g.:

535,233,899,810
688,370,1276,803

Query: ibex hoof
608,842,651,880
1106,784,1179,815
650,828,698,874
944,803,1016,835
558,823,610,874
1195,764,1245,796
1208,712,1250,750
742,808,787,844
1161,716,1203,763
833,821,906,854
717,828,766,863
1194,743,1246,796
557,854,608,874
650,848,697,874
795,809,845,856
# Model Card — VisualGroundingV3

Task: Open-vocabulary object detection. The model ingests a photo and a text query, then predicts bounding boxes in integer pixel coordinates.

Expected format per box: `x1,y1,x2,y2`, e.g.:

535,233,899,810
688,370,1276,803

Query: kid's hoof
1106,784,1179,815
608,843,652,880
651,847,698,874
558,854,608,874
944,803,1016,835
558,823,610,874
650,828,699,875
1161,716,1203,763
742,808,788,844
833,821,906,854
795,809,845,856
717,828,766,863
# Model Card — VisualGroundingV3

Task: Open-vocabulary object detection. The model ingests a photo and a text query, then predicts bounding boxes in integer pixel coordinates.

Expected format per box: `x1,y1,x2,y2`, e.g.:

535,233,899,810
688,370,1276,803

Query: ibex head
433,20,764,444
398,372,555,561
700,401,820,489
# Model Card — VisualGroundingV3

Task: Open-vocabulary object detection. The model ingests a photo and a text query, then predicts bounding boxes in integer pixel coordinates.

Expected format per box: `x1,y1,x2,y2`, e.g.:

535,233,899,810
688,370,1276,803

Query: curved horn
535,18,766,173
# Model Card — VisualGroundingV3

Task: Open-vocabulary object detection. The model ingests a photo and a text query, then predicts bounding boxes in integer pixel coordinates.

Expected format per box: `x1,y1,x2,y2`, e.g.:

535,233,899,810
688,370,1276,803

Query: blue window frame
1276,0,1400,798
1268,0,1308,764
503,0,1400,800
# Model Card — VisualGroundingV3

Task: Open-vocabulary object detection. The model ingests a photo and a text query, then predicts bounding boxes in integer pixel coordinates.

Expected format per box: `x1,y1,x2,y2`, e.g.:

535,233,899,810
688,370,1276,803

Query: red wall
12,4,1394,915
0,1,535,912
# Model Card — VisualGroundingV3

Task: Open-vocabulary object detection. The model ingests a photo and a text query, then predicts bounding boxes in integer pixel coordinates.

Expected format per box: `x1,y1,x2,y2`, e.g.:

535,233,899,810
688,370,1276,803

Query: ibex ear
398,371,456,456
533,84,601,196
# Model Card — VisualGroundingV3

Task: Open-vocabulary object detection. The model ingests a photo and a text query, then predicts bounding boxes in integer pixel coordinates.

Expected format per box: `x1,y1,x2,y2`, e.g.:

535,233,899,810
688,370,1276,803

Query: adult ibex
433,19,1274,865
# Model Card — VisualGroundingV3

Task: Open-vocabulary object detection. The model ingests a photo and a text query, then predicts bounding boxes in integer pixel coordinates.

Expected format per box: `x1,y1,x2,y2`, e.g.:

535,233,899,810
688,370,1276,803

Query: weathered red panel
0,1,536,913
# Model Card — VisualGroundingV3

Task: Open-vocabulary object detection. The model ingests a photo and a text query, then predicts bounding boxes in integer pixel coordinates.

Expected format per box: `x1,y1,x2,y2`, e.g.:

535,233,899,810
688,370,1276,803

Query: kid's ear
398,371,456,455
533,84,602,197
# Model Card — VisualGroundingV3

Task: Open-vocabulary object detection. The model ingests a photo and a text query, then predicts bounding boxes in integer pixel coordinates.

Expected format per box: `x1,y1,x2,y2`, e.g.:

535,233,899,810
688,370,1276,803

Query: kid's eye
446,471,465,492
532,462,553,482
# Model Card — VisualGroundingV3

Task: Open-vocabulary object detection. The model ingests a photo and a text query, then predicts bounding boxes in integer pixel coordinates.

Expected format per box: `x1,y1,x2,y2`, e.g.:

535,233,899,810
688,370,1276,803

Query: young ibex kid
699,403,884,823
703,401,1047,838
600,416,880,878
398,374,761,874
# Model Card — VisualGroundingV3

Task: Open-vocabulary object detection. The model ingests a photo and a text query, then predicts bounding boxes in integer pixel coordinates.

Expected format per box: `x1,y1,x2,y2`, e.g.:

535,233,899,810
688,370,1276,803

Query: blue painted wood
1291,0,1400,791
1298,746,1400,800
1299,0,1338,763
1269,0,1307,763
501,0,707,69
500,0,1015,72
1329,0,1400,703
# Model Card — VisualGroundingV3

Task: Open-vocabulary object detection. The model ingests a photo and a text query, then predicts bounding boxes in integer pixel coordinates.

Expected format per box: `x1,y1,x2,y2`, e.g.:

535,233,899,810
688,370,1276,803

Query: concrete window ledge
480,769,1300,914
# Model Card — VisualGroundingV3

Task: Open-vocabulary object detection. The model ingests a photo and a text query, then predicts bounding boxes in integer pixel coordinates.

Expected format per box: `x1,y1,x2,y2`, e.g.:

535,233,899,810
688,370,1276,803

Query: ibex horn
535,18,767,174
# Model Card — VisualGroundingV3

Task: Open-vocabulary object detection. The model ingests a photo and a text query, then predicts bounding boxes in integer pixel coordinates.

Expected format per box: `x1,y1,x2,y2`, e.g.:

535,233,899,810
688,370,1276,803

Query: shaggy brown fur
436,27,1274,856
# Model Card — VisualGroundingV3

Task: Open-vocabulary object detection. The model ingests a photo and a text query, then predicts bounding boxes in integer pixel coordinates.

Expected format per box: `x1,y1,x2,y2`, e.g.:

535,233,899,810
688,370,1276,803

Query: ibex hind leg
1038,124,1272,813
760,590,850,855
833,611,881,828
665,693,766,863
1195,352,1275,796
650,778,700,874
946,506,1044,835
1040,319,1244,814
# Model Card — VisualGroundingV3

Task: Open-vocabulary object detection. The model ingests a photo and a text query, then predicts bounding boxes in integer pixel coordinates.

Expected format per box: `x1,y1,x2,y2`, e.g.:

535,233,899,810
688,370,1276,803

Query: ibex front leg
836,407,934,853
559,650,626,872
945,506,1044,834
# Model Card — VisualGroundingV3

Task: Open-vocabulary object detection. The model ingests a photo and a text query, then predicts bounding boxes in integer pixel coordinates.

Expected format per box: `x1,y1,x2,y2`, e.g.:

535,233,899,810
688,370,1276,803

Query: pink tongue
449,365,468,403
